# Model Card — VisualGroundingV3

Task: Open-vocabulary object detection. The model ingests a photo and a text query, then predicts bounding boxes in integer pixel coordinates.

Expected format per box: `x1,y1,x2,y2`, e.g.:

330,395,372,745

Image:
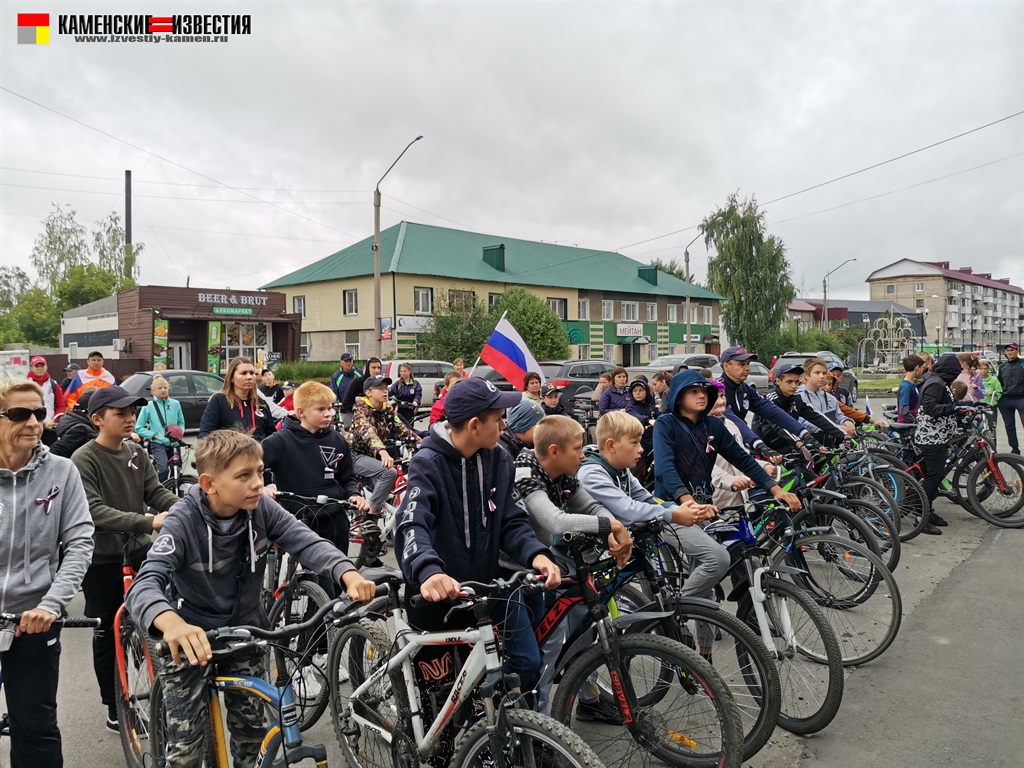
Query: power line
0,182,367,205
0,87,360,238
615,109,1024,251
134,198,187,283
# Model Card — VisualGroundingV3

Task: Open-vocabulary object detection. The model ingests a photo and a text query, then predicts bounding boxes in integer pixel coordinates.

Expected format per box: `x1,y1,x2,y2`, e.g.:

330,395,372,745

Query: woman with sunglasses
0,378,95,767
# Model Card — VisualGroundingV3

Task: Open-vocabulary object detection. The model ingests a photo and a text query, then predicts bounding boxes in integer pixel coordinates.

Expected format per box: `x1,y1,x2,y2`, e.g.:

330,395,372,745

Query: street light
682,232,702,354
373,135,423,357
935,325,940,354
821,258,857,331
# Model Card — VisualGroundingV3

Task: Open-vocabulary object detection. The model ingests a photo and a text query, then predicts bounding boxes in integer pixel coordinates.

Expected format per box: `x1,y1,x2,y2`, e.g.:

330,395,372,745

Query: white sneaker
293,664,323,699
317,651,349,683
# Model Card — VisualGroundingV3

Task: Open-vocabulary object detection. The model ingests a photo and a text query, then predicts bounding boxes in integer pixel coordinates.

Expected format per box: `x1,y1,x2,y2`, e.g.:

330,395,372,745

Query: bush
271,360,340,384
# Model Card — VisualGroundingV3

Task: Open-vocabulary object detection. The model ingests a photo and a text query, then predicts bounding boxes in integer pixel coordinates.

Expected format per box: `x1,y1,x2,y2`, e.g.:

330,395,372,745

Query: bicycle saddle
887,422,916,432
361,566,404,586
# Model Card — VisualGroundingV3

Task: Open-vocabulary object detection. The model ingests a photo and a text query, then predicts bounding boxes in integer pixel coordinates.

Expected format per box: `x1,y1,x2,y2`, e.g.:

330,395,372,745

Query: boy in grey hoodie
125,429,375,768
0,378,94,767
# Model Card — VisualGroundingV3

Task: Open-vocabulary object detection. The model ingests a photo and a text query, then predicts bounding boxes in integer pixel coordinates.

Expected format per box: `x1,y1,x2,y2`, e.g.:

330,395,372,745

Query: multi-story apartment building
866,259,1023,352
261,222,725,365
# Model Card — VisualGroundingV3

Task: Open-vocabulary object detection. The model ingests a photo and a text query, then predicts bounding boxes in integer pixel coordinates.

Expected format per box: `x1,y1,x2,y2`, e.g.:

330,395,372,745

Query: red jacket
429,389,449,425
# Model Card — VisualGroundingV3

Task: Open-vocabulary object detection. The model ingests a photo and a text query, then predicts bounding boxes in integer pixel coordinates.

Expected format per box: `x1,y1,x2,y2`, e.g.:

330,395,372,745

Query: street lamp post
682,232,702,354
373,135,423,358
821,258,857,331
935,325,941,354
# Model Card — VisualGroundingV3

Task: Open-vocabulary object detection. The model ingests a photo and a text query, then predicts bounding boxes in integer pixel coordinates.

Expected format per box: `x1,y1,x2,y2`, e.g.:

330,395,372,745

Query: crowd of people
0,341,1022,766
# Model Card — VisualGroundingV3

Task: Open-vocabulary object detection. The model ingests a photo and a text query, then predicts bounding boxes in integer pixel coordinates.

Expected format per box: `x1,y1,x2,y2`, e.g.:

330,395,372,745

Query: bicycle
162,436,198,497
351,442,412,568
329,569,610,768
148,594,378,766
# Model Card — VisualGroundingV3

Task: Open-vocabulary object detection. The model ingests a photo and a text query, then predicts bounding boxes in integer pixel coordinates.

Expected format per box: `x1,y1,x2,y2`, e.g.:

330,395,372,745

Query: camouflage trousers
156,649,266,768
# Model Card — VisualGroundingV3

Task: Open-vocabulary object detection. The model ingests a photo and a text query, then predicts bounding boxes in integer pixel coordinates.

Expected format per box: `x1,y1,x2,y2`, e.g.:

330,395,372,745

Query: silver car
380,359,456,406
710,361,770,390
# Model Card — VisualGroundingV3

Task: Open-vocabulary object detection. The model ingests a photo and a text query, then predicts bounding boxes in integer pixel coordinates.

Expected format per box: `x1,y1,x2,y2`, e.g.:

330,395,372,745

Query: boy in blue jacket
396,378,561,698
654,370,801,512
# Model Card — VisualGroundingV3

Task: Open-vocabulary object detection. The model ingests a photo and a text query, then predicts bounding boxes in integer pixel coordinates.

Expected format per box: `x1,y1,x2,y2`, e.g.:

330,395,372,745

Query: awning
621,336,651,345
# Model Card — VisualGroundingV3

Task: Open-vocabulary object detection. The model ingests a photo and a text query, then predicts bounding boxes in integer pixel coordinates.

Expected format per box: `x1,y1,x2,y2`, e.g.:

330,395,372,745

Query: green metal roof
261,222,723,300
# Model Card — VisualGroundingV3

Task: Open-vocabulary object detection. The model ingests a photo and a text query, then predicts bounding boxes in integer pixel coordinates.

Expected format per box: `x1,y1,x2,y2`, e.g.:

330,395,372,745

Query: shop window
414,287,433,315
293,295,306,319
223,322,269,366
344,290,358,315
548,298,567,320
621,302,638,321
579,299,590,320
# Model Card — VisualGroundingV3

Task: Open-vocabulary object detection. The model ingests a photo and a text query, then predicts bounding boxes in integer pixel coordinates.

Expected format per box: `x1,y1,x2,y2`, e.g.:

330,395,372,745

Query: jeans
918,444,949,510
150,443,170,481
1,624,63,767
351,453,398,510
997,397,1024,452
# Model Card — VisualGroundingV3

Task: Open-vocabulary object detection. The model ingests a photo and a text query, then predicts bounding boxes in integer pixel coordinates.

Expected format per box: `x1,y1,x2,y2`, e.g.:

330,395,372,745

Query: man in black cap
718,345,819,459
71,386,181,731
329,352,360,404
59,363,80,393
997,342,1023,455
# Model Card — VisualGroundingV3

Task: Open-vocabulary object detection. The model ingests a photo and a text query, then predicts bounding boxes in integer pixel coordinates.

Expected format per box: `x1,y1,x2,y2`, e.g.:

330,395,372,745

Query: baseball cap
775,362,804,377
1006,342,1019,350
444,377,523,425
827,361,844,372
30,356,46,366
505,398,545,434
340,352,353,361
281,381,295,390
362,375,392,392
87,386,148,415
64,363,81,372
541,383,562,397
720,346,757,363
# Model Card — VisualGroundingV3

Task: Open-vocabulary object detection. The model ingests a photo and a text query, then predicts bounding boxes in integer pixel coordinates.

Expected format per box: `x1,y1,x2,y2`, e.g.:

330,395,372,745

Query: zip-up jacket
624,380,658,426
389,379,422,412
578,449,673,525
497,429,529,461
396,422,549,589
49,408,97,458
125,486,355,632
598,386,632,415
135,397,186,446
981,374,1002,406
349,396,418,457
198,392,275,440
719,373,810,449
999,358,1024,398
340,371,375,415
655,371,778,504
262,416,360,500
330,368,361,405
27,371,65,422
915,354,962,446
796,384,853,433
0,445,94,617
753,385,845,452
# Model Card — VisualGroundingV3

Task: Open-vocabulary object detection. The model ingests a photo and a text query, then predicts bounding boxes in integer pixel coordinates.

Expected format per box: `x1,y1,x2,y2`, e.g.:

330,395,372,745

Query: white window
646,302,658,321
414,286,433,315
886,284,895,294
578,299,590,320
915,283,924,292
689,306,698,324
343,289,358,315
299,332,310,361
344,342,360,359
602,300,614,320
602,344,616,363
667,304,678,323
621,301,639,321
548,298,567,319
577,344,590,360
703,306,712,324
292,295,306,319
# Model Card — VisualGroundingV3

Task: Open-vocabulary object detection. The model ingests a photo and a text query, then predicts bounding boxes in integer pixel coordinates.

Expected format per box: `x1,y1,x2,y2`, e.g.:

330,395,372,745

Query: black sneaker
929,513,949,527
1012,448,1021,456
921,524,942,536
105,716,119,733
575,698,624,725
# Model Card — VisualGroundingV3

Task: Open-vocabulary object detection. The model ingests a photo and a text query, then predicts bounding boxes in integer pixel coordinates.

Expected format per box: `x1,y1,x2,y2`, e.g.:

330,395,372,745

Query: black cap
362,375,392,393
87,385,148,415
541,383,562,397
64,363,81,372
775,362,804,377
444,378,523,425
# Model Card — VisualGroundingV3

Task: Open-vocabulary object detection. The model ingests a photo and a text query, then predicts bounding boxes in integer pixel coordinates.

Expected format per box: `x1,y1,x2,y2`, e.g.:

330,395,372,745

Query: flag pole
468,311,507,377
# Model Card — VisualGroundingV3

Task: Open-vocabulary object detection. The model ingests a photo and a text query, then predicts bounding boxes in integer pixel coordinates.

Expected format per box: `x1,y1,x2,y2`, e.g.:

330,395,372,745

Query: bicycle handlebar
408,570,544,609
0,612,102,629
274,491,357,509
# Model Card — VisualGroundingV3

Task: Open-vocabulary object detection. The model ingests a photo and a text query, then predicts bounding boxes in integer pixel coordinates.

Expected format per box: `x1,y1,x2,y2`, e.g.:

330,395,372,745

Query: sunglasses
1,407,47,423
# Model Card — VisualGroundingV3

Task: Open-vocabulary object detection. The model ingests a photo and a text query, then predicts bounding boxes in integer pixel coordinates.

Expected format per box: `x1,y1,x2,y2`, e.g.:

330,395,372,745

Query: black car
475,360,616,408
120,369,225,432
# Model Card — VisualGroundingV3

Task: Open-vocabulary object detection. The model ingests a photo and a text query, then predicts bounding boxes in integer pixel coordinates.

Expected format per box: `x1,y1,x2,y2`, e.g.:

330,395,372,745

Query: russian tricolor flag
479,315,543,392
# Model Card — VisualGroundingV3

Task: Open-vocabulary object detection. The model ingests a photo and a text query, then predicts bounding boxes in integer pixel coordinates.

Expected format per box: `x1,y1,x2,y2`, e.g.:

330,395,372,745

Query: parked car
379,359,456,406
474,360,616,408
120,369,225,432
768,351,859,402
647,353,720,370
709,361,770,390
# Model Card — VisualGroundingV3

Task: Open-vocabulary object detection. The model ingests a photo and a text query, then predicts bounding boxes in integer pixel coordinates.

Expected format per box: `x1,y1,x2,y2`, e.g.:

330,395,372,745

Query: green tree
55,263,124,310
489,286,570,361
93,211,142,288
0,267,32,312
30,204,90,293
701,192,796,357
12,287,61,346
649,257,687,282
420,295,494,362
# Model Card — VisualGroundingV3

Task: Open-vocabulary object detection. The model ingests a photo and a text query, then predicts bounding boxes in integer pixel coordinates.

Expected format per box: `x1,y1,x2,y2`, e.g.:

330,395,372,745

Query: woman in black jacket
198,357,275,439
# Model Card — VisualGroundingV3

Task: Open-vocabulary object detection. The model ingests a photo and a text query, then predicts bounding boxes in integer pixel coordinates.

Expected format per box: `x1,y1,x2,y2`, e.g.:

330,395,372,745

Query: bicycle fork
749,566,796,660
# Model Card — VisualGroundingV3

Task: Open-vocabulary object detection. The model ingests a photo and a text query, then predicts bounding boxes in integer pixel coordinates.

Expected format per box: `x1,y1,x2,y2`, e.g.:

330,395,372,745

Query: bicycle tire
550,633,743,768
266,578,334,730
810,494,901,571
350,515,387,569
453,708,606,768
842,478,901,537
114,608,156,768
770,534,902,666
866,466,930,541
948,445,983,512
795,499,889,563
736,577,844,735
966,455,1024,528
615,586,782,763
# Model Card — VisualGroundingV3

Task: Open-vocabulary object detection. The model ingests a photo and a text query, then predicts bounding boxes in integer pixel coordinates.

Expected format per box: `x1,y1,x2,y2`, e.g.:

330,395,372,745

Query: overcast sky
2,1,1021,302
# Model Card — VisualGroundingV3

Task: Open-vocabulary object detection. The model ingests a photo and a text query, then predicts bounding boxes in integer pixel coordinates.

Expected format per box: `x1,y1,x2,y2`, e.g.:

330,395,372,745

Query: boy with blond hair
126,429,375,767
797,357,856,437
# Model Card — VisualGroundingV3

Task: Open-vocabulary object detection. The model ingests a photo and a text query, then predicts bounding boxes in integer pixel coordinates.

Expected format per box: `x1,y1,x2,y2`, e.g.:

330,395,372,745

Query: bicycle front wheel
737,577,844,735
455,707,618,768
115,608,156,768
550,633,743,768
966,454,1024,528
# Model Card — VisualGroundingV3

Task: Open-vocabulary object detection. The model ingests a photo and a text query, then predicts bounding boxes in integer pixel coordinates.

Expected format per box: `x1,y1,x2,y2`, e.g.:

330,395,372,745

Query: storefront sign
380,317,393,341
212,307,253,315
153,318,169,370
197,292,269,307
207,322,222,374
616,324,644,337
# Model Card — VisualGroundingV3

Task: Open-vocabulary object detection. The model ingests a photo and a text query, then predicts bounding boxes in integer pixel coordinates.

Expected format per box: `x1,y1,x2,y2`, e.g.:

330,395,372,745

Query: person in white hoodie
0,378,95,768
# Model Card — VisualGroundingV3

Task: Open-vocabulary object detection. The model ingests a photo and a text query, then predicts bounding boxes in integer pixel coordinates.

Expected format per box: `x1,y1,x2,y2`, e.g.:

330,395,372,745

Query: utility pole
682,232,701,354
124,169,134,282
821,258,857,331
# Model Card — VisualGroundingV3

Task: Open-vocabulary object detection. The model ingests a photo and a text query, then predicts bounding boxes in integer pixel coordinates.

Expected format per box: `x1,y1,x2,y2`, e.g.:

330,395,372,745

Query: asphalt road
2,398,1022,767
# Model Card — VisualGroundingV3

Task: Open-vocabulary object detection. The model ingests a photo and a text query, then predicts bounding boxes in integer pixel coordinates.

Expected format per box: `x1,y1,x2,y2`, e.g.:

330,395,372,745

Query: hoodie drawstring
248,518,256,574
206,521,214,573
461,457,471,548
477,454,486,531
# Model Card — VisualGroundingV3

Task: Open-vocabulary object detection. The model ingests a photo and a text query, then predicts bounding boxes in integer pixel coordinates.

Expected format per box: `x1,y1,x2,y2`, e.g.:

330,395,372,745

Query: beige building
866,259,1024,351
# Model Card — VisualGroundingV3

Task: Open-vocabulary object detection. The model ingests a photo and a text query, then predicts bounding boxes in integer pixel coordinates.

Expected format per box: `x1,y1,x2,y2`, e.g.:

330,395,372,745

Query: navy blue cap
340,352,353,361
444,378,523,424
775,362,804,377
721,346,757,363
